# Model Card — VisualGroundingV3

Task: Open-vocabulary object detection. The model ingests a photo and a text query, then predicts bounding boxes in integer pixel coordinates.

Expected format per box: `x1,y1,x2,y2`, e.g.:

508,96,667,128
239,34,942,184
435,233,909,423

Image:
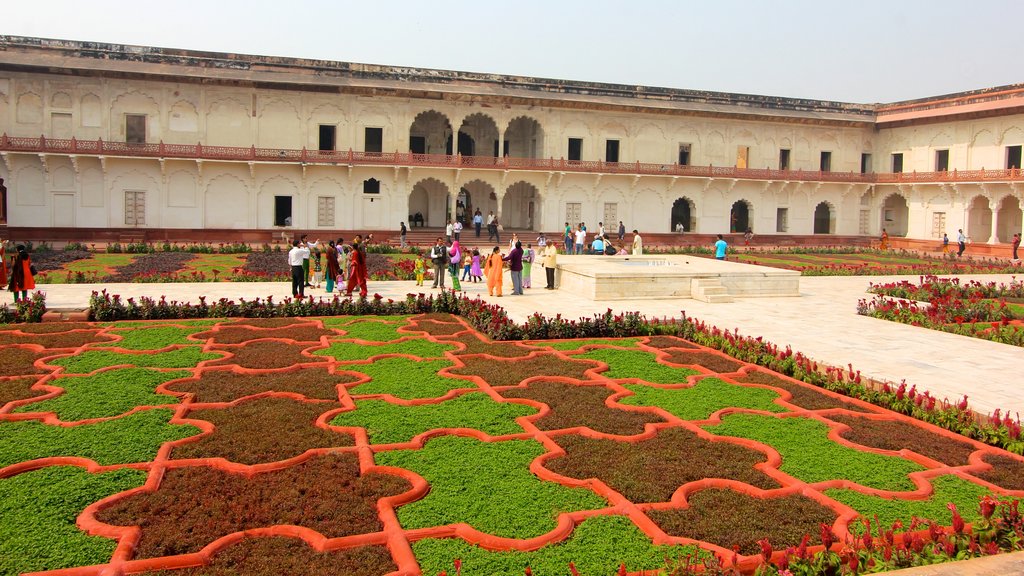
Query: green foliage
825,474,993,528
330,392,535,443
15,368,187,421
575,348,698,384
536,338,642,351
413,515,709,576
621,377,786,420
315,338,456,361
103,319,221,328
345,357,467,400
49,348,220,373
333,320,409,342
97,326,208,350
704,414,924,491
0,408,199,467
376,437,607,539
0,466,146,575
321,315,409,328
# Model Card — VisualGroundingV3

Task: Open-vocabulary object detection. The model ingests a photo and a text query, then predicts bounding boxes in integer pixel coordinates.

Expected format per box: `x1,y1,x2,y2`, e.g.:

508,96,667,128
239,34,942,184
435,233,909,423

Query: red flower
820,523,836,549
947,503,965,534
980,495,998,520
758,538,773,563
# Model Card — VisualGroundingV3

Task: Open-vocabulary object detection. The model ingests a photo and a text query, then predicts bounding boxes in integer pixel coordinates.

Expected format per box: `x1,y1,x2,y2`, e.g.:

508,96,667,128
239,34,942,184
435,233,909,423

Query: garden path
36,272,1022,417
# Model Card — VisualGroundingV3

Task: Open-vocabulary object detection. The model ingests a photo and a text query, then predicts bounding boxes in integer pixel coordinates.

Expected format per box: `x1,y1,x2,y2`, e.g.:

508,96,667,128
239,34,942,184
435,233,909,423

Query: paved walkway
36,270,1021,416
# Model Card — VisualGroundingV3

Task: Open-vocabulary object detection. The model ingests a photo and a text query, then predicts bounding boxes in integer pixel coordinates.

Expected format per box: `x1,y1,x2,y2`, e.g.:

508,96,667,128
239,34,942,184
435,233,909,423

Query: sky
3,0,1022,103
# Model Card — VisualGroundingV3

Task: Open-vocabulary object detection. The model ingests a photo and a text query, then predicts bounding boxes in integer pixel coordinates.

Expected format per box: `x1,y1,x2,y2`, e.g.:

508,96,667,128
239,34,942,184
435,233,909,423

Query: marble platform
554,255,801,300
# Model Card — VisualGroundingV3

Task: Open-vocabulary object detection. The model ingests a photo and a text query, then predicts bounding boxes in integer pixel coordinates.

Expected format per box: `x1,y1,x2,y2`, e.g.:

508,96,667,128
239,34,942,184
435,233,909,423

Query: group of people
1,240,35,302
287,234,368,299
419,233,560,296
562,221,642,255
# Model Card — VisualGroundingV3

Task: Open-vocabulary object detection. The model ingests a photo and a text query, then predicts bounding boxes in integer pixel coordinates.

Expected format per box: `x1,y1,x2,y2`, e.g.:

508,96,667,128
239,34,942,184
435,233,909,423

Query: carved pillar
497,128,505,161
989,200,1001,244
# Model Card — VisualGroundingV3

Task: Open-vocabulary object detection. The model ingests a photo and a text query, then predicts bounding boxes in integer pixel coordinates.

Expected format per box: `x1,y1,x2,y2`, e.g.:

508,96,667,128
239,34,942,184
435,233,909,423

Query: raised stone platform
555,255,801,301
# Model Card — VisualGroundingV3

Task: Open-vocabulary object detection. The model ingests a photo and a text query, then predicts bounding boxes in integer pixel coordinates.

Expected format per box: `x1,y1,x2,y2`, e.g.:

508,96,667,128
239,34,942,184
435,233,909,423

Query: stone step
701,293,735,304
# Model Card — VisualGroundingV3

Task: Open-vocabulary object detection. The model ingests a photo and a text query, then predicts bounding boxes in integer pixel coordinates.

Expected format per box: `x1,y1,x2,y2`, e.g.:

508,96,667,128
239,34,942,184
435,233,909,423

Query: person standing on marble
473,209,483,237
542,241,558,290
485,246,504,296
470,248,483,283
563,222,573,254
325,241,340,293
7,244,35,302
288,240,306,298
618,221,626,241
399,221,408,249
503,240,524,295
448,239,462,291
522,243,535,289
574,226,586,256
632,230,643,255
345,235,369,297
0,240,8,290
714,234,728,261
430,237,448,289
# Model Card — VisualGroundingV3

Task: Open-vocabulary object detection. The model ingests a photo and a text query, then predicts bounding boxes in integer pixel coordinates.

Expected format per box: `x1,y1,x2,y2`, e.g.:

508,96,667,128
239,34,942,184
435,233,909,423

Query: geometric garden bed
2,313,1023,575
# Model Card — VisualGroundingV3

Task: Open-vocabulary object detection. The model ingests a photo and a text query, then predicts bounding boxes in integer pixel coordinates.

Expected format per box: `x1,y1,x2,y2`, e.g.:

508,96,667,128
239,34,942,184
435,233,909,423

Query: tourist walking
445,221,454,243
429,237,448,288
1013,232,1020,260
522,243,535,288
563,223,573,254
542,242,558,289
336,237,349,284
536,232,547,248
486,211,497,241
453,220,463,241
345,235,369,297
300,234,313,288
632,230,643,255
503,241,524,295
714,234,728,260
325,241,340,293
942,233,950,254
574,226,586,255
485,246,504,296
414,254,425,286
399,222,408,249
473,209,483,237
448,240,462,291
618,221,625,241
470,249,483,282
311,244,323,288
461,251,472,281
880,229,889,250
288,240,307,298
957,229,966,257
7,244,34,302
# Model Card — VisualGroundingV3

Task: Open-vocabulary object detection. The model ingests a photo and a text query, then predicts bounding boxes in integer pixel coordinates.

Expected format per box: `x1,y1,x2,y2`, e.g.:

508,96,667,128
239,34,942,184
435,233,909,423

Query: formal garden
3,291,1024,576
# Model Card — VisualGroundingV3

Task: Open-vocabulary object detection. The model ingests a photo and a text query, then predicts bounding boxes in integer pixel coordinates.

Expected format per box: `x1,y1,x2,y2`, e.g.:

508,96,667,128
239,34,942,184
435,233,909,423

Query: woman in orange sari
484,246,504,297
879,229,889,251
7,244,35,302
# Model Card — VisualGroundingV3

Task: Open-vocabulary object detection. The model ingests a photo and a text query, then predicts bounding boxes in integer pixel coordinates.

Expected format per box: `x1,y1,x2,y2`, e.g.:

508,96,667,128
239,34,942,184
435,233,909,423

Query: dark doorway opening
860,153,871,174
935,149,949,172
779,149,791,170
819,151,832,172
318,125,336,152
678,144,691,166
606,140,620,163
671,197,692,232
1006,145,1021,170
813,202,832,234
568,138,583,162
730,201,750,233
892,153,904,173
274,196,292,227
410,136,426,154
364,127,383,153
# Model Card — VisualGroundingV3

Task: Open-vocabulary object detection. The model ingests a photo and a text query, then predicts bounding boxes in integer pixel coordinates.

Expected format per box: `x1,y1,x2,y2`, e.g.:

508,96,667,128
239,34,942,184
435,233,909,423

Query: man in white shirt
453,220,463,241
287,240,309,298
445,221,454,243
574,227,586,255
632,230,643,255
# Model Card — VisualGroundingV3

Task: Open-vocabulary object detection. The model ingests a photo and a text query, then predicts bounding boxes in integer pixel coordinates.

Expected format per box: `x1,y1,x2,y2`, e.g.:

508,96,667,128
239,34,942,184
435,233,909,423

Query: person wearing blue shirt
714,234,728,260
591,235,604,255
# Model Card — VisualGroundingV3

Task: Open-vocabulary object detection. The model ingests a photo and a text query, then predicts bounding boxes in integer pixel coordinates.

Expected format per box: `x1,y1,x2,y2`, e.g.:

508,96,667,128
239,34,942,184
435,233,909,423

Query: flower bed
859,276,1024,347
3,314,1024,575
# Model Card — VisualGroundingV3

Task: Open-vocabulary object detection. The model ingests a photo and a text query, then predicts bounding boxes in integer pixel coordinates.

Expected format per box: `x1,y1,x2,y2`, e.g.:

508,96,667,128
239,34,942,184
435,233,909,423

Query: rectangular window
935,149,949,171
318,125,336,152
568,138,583,162
274,196,292,227
859,210,870,235
363,178,380,194
317,196,335,227
931,212,946,239
124,191,145,226
779,149,791,170
860,153,871,174
678,143,691,166
819,151,832,172
892,153,904,173
605,140,620,163
776,207,788,233
736,146,749,169
364,127,383,153
125,114,146,144
1006,145,1022,170
565,202,582,224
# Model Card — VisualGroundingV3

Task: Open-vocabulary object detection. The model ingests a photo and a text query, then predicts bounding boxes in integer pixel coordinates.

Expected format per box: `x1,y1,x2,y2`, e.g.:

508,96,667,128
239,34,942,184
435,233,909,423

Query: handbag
30,264,37,276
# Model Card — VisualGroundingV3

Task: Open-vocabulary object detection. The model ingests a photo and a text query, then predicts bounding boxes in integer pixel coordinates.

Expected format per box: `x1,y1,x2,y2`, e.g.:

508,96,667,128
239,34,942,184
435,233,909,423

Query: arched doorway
457,114,499,161
502,181,539,229
730,200,752,233
0,178,7,224
813,202,834,234
671,197,695,232
996,195,1023,242
881,193,909,237
461,179,496,229
505,116,544,158
409,110,452,155
966,196,992,243
408,178,451,227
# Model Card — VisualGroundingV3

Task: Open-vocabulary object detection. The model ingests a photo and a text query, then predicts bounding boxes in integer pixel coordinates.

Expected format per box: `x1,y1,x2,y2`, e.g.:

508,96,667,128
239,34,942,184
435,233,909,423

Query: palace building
0,36,1021,246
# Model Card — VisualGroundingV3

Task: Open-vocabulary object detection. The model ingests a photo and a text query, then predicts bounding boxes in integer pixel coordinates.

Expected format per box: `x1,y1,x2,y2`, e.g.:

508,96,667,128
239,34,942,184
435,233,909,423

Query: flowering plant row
0,291,47,323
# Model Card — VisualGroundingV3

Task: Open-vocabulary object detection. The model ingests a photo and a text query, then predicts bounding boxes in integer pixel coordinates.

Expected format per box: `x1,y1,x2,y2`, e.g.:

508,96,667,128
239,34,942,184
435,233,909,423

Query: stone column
497,129,505,162
989,200,1001,244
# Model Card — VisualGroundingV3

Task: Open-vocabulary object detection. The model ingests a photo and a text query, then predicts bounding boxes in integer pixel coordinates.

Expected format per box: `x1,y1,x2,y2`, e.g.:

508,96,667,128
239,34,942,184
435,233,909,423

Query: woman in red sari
7,244,34,302
345,235,368,297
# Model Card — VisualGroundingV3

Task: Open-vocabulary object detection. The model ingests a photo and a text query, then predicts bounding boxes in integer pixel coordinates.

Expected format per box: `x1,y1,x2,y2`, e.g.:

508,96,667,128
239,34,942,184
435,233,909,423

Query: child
462,251,472,281
414,254,425,286
311,246,323,288
470,249,482,283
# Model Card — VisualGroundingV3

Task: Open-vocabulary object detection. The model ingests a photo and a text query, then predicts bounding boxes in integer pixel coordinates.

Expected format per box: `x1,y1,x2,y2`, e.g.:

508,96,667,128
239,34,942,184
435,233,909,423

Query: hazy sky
4,0,1021,103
